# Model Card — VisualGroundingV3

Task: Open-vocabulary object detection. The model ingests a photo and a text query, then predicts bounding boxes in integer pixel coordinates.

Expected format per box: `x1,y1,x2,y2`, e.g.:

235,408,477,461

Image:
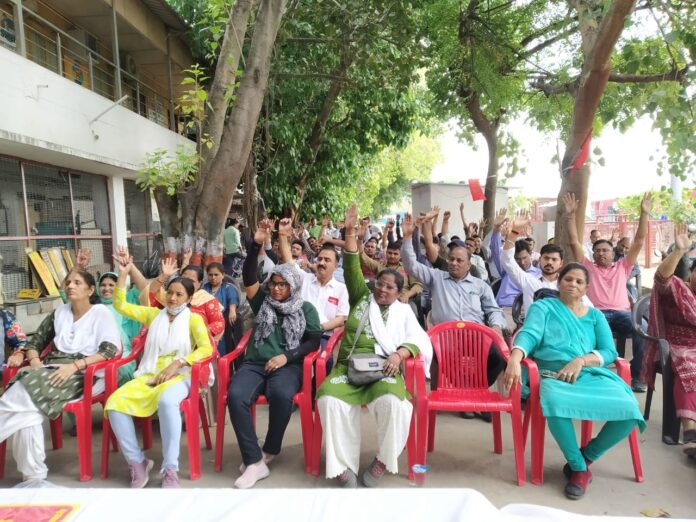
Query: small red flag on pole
570,131,592,172
468,179,486,201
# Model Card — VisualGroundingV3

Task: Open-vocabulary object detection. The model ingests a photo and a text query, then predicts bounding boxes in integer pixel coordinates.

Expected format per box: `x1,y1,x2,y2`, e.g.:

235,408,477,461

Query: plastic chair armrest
521,358,539,397
301,349,321,396
316,327,344,389
81,358,113,404
614,357,631,385
217,329,252,392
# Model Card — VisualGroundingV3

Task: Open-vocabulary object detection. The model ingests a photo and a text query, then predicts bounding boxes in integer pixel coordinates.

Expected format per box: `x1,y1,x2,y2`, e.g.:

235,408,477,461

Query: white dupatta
136,307,192,376
368,297,433,377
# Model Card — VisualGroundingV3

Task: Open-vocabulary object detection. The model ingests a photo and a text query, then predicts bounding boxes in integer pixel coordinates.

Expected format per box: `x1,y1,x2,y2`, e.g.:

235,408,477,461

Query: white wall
411,182,509,238
0,46,192,179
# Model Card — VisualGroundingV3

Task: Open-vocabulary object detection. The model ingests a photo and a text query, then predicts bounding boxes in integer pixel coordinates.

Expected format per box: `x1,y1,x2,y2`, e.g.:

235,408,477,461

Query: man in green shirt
223,218,242,274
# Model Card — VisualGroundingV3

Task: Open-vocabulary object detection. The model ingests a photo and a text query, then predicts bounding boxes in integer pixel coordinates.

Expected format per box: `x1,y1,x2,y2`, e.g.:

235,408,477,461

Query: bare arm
626,192,653,266
657,223,690,279
421,212,440,264
562,193,584,262
277,218,294,264
440,211,450,236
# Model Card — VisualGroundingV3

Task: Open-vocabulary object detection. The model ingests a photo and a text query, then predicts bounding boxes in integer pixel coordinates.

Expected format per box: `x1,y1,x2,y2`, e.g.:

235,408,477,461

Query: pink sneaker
234,460,270,489
128,459,154,489
239,452,274,473
161,468,180,488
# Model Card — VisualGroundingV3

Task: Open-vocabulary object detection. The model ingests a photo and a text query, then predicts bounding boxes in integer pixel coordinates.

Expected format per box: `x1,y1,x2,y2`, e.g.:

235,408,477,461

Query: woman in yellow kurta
104,256,212,489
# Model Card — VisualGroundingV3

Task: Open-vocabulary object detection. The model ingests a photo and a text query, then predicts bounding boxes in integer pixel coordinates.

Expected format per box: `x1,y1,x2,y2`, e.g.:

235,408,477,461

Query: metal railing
1,3,179,132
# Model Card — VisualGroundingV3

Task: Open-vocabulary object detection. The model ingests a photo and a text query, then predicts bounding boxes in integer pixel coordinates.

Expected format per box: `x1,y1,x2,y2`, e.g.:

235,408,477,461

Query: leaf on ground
640,507,671,518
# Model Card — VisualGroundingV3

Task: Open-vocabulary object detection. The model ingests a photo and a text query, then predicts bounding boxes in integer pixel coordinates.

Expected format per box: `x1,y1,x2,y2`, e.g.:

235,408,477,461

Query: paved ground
1,365,694,519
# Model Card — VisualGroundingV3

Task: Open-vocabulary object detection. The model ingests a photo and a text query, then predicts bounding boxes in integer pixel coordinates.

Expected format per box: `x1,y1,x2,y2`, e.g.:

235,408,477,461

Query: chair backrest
632,295,650,333
427,321,498,391
511,293,524,328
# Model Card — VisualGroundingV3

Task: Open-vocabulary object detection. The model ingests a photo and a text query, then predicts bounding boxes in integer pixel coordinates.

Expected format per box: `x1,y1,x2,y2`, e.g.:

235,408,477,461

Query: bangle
82,360,87,370
73,361,80,371
510,229,520,235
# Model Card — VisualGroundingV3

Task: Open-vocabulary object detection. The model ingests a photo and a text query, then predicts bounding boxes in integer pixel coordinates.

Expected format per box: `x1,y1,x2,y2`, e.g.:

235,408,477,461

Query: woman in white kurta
104,257,213,489
316,205,432,488
0,268,120,487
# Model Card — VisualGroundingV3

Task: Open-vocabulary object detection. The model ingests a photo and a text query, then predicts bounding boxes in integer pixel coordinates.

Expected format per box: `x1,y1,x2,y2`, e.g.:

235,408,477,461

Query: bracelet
510,229,520,235
81,360,87,370
73,361,80,371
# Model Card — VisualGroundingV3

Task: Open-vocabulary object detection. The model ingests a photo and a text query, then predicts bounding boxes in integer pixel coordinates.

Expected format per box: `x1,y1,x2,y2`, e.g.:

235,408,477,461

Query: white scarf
137,307,192,376
54,303,121,356
367,296,433,377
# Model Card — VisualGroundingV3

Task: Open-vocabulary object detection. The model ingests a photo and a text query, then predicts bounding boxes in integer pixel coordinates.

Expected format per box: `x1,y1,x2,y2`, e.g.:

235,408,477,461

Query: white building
0,0,194,329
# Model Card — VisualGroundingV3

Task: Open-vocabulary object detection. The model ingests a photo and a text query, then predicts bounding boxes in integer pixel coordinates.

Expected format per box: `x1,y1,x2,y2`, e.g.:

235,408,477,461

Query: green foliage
508,193,537,214
178,64,214,151
166,0,235,61
136,145,199,196
616,188,696,222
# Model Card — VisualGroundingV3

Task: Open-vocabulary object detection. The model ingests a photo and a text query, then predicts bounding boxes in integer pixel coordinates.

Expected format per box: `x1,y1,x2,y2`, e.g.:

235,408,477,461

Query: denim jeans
600,309,645,381
228,361,302,465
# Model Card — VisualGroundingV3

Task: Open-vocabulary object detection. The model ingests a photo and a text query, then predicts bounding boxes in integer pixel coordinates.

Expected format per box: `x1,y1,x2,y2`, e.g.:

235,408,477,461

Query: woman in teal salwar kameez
505,262,646,500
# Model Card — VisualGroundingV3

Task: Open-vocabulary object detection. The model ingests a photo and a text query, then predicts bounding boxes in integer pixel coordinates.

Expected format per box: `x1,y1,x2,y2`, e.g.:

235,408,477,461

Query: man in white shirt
278,219,349,352
500,217,592,319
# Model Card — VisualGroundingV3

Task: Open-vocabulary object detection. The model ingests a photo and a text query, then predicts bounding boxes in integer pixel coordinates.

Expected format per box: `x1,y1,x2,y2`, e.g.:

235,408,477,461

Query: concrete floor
1,371,694,519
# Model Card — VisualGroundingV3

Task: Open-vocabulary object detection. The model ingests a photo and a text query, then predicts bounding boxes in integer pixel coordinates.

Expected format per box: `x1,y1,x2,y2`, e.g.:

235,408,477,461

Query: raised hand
114,246,130,269
425,206,440,221
640,192,653,214
493,208,508,230
278,218,293,238
443,210,451,221
610,227,620,243
459,202,465,213
675,222,690,251
181,247,193,267
478,218,487,233
160,256,178,279
254,219,272,244
562,192,578,215
344,204,358,231
401,213,415,238
512,210,531,233
75,248,92,269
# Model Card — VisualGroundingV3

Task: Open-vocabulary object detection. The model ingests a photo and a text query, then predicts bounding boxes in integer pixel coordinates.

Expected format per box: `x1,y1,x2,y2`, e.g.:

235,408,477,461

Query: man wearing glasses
563,192,653,393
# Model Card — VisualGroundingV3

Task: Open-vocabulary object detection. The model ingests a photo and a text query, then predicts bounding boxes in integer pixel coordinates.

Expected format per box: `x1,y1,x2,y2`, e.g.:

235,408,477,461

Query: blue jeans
600,309,645,381
228,362,302,465
109,379,191,471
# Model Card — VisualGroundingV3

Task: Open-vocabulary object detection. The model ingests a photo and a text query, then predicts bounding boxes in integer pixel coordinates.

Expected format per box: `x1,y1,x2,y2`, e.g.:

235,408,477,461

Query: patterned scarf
254,264,305,352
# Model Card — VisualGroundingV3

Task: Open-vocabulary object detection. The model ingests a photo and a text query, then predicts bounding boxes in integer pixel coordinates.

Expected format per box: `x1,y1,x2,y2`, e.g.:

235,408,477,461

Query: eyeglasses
374,280,397,291
268,281,289,290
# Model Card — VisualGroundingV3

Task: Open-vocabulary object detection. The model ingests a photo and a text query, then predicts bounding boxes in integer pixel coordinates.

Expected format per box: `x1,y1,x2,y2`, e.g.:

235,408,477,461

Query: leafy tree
617,188,696,221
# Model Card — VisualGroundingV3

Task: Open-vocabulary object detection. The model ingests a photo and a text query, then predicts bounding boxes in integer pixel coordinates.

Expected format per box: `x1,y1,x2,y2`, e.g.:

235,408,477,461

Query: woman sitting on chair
504,262,646,500
228,219,321,489
104,253,213,489
642,223,696,456
316,204,432,488
0,268,120,487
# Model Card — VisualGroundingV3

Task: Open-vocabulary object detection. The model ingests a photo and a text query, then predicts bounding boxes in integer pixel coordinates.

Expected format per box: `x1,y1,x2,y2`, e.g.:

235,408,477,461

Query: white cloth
137,308,192,376
318,394,412,478
295,269,349,328
0,381,48,480
500,248,593,316
53,303,121,356
470,254,488,281
367,296,433,376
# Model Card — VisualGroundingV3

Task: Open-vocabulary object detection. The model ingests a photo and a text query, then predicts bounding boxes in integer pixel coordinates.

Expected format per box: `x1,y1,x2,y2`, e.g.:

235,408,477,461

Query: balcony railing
0,2,181,132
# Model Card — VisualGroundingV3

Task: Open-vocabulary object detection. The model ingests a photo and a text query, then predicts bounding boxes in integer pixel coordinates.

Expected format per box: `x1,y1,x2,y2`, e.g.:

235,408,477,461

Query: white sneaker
239,452,274,473
234,460,270,489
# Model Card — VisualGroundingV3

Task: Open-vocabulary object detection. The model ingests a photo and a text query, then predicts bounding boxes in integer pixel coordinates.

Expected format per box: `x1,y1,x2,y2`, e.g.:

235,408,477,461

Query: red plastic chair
310,328,423,480
100,328,216,481
525,355,644,485
214,329,319,474
0,344,120,481
417,321,525,486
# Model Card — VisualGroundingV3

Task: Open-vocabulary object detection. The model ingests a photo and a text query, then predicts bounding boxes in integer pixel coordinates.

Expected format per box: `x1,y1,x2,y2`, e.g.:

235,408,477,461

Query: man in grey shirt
400,214,507,386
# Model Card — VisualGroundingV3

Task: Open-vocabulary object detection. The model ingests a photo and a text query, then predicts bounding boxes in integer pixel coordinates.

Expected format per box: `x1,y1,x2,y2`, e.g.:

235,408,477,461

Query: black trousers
228,361,302,465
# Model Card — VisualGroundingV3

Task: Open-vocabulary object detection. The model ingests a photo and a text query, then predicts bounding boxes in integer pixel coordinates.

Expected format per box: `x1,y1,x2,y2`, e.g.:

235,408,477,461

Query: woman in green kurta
505,262,646,500
316,204,432,488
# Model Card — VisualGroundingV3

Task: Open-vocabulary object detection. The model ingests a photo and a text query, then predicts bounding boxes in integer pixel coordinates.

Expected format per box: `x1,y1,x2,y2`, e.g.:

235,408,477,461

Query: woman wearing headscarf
104,254,213,489
0,268,120,487
227,219,321,489
316,204,433,488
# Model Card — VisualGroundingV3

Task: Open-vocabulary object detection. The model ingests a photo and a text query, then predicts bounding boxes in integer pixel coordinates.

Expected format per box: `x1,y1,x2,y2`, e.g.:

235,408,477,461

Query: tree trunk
242,152,261,232
294,50,353,217
152,187,181,260
555,0,637,256
191,0,287,264
465,92,500,236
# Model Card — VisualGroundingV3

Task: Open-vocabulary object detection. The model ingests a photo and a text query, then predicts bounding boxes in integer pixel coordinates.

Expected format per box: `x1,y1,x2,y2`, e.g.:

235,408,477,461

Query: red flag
468,179,486,201
571,131,592,171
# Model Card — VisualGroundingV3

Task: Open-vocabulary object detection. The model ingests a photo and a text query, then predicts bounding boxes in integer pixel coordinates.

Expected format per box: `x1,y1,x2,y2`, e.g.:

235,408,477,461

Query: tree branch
519,15,577,48
608,67,689,83
521,25,579,58
274,72,353,82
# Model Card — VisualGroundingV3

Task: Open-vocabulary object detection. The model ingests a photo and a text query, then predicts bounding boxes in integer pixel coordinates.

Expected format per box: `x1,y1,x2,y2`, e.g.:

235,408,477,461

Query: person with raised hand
104,254,213,489
227,219,321,489
642,222,696,456
564,192,653,392
316,204,432,488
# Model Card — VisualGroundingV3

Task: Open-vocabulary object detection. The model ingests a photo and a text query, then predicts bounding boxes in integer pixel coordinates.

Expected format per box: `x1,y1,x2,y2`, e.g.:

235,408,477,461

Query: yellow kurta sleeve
113,287,160,326
184,312,213,366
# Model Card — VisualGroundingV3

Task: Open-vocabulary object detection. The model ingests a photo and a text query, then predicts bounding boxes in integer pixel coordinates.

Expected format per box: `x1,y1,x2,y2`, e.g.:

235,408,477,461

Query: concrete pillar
111,1,122,99
12,0,26,58
108,175,128,253
166,31,175,131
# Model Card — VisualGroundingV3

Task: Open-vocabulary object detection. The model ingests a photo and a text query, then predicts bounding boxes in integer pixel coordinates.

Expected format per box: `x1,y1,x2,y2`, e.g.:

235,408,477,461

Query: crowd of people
0,195,694,500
